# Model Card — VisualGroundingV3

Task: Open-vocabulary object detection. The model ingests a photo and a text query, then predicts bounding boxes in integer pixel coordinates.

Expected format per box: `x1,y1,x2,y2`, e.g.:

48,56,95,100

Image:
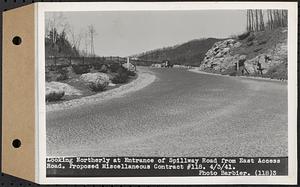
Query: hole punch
12,139,21,148
12,36,22,45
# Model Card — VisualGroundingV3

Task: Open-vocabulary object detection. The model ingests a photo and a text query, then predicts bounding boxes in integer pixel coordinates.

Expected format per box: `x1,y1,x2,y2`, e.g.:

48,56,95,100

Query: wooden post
54,56,57,67
236,61,239,72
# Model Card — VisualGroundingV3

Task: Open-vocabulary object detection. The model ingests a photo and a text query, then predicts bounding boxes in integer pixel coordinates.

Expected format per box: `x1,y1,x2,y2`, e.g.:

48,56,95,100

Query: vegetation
246,10,287,32
45,28,80,58
136,38,221,66
264,63,287,80
112,66,136,84
88,79,109,92
72,65,91,74
46,90,65,102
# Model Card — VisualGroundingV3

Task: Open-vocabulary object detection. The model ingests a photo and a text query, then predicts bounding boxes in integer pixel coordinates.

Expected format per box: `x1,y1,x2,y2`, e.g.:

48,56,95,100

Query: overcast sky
46,10,246,57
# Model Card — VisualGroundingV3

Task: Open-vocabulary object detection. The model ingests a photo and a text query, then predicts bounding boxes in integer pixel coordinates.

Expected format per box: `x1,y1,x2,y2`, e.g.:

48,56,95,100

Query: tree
246,9,287,32
69,26,83,51
45,13,69,44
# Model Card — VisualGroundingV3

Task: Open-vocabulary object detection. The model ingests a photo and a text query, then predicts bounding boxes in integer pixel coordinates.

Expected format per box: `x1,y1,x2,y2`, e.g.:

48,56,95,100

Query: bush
56,68,69,81
112,67,130,84
92,63,108,73
99,64,109,73
88,79,108,92
238,32,250,40
127,70,136,76
109,63,122,73
265,63,287,80
247,34,255,42
46,90,65,102
72,65,90,74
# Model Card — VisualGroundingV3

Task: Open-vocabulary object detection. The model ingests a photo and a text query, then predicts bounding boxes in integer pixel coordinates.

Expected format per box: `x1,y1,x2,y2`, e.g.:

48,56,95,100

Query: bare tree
246,9,287,32
45,13,69,44
69,26,83,51
259,10,265,31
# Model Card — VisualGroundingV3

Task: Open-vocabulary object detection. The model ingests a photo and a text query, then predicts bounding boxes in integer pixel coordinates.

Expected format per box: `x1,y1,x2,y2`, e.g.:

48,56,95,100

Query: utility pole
88,25,96,57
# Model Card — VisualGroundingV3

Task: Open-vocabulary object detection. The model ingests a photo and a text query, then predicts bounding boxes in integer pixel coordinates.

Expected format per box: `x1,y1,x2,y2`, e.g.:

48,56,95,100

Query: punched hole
12,36,22,45
12,139,21,148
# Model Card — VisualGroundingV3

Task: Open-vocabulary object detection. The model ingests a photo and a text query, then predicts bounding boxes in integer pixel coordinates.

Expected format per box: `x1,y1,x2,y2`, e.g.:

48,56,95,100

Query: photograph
42,2,296,183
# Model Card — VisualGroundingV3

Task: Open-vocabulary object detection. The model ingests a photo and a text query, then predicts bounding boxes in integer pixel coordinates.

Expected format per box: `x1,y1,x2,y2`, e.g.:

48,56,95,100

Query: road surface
47,67,287,157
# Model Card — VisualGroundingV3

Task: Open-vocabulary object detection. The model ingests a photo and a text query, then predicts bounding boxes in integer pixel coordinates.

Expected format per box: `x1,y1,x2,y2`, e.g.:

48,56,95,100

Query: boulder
46,82,65,102
80,73,110,91
80,72,110,83
46,81,82,96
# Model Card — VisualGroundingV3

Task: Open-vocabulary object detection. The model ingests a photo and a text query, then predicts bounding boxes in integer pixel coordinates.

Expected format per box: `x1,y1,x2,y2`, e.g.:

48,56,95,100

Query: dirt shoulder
47,68,156,112
189,68,287,83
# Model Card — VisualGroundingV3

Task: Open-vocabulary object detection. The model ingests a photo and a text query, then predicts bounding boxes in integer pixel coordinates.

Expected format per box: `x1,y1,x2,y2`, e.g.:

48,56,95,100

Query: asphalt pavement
47,67,287,157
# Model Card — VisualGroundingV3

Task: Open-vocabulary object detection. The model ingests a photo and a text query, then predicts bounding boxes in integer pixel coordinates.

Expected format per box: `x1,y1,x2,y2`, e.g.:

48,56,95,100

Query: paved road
47,67,287,157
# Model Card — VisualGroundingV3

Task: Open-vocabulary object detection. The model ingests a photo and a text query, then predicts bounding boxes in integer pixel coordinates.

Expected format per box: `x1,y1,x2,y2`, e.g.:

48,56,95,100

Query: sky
46,10,247,57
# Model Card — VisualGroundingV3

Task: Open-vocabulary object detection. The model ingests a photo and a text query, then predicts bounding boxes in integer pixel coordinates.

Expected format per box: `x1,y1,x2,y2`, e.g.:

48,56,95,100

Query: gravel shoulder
47,68,156,112
189,68,287,82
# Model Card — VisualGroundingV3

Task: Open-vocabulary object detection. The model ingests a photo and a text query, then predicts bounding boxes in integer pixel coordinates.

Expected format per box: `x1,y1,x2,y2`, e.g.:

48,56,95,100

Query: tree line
246,9,287,32
45,13,97,57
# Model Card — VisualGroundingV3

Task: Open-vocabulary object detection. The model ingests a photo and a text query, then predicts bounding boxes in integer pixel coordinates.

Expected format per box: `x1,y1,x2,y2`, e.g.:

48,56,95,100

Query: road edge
46,68,156,112
188,68,287,83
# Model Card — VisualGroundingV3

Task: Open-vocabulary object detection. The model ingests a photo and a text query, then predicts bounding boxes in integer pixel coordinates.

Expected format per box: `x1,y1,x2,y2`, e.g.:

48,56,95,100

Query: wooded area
247,10,288,32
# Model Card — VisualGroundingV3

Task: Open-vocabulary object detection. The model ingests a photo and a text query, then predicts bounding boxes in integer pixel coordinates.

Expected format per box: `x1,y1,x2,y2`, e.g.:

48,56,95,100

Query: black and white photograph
42,2,297,184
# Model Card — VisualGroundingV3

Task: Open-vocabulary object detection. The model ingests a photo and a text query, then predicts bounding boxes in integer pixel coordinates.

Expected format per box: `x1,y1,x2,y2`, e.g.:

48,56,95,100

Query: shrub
112,67,130,84
56,68,69,81
92,63,108,73
247,34,255,42
238,32,250,40
265,63,287,80
88,79,109,92
46,90,65,102
127,70,136,76
99,64,109,73
109,63,122,73
72,65,90,74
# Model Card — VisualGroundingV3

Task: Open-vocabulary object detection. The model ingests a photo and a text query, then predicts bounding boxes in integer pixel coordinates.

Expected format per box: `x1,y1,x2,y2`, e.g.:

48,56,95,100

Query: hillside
199,27,288,79
136,38,222,66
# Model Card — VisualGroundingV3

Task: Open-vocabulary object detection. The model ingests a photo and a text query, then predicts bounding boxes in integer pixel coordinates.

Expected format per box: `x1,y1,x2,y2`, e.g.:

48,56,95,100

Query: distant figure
162,60,172,68
237,56,249,75
257,61,263,75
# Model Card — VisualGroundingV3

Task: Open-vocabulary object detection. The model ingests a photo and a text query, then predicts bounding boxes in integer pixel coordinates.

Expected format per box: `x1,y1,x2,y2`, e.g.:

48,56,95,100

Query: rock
46,82,65,102
46,81,82,96
80,73,110,91
200,39,242,72
80,73,110,83
200,29,287,78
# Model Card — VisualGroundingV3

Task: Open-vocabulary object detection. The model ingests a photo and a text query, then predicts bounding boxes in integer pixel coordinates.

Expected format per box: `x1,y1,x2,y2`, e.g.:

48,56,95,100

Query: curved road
47,67,287,157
